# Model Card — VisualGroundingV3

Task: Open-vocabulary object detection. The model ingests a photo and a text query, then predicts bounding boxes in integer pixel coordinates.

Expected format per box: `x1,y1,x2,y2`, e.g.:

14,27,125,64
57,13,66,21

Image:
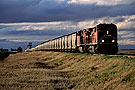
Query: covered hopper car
27,24,118,54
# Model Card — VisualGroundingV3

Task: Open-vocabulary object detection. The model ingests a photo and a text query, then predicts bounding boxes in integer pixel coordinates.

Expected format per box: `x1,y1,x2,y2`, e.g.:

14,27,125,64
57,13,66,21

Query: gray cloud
0,29,72,36
67,0,135,6
0,0,135,22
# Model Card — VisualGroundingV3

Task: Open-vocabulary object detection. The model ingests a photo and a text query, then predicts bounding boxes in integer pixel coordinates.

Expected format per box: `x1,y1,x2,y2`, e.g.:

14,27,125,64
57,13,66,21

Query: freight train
27,24,118,54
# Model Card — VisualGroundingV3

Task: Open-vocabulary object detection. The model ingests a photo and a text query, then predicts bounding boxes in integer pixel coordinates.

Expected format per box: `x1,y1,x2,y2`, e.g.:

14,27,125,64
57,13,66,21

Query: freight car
27,24,118,54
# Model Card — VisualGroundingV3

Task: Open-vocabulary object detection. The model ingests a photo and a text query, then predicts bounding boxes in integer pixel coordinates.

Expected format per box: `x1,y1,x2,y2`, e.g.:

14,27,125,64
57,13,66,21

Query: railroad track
109,54,135,58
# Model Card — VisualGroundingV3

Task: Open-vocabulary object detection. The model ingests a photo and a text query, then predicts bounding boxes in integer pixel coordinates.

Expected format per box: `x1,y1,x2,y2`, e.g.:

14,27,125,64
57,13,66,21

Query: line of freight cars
27,24,118,54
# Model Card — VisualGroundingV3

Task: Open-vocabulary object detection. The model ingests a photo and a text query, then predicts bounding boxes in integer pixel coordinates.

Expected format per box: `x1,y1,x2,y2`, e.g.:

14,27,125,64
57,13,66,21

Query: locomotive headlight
112,40,115,42
102,40,104,42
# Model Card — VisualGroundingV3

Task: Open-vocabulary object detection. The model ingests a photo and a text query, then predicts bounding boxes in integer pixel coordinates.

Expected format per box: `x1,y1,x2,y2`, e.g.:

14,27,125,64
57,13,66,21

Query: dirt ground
0,51,135,90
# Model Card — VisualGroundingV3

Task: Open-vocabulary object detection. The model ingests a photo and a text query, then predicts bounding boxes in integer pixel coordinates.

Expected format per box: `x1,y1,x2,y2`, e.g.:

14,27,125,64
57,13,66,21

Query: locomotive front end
96,24,118,54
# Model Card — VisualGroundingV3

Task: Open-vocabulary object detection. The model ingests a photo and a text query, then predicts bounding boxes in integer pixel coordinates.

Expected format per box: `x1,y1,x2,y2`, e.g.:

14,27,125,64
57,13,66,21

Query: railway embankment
0,51,135,90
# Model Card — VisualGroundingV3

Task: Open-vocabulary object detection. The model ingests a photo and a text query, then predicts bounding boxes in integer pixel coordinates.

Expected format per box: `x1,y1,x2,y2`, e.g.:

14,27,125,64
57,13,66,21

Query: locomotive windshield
97,24,117,32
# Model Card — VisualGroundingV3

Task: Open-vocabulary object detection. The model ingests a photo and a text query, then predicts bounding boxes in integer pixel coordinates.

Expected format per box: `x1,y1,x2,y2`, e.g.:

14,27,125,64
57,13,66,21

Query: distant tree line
0,47,23,52
11,47,23,52
0,48,9,52
0,47,23,60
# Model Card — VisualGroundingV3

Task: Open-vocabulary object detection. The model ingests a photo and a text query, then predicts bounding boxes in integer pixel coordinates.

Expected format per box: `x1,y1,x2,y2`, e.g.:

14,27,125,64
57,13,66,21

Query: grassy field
0,51,135,90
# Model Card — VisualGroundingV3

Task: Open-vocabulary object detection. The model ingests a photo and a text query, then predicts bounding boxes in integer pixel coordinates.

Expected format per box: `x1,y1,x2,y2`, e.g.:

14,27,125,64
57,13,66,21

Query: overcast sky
0,0,135,49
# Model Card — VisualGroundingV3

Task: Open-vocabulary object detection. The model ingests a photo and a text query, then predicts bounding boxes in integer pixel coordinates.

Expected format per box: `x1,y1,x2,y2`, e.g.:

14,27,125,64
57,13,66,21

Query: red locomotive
27,24,118,54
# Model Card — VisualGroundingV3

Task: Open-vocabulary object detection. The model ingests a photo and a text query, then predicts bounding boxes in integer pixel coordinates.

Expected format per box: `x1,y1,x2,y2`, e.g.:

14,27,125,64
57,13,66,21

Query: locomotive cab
96,24,118,54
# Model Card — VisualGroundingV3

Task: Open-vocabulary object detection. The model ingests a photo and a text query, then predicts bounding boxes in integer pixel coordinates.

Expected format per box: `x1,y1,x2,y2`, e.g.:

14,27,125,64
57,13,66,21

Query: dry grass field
0,51,135,90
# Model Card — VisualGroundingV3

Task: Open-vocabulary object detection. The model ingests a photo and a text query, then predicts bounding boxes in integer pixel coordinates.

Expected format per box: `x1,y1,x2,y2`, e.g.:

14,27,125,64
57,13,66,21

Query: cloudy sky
0,0,135,50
